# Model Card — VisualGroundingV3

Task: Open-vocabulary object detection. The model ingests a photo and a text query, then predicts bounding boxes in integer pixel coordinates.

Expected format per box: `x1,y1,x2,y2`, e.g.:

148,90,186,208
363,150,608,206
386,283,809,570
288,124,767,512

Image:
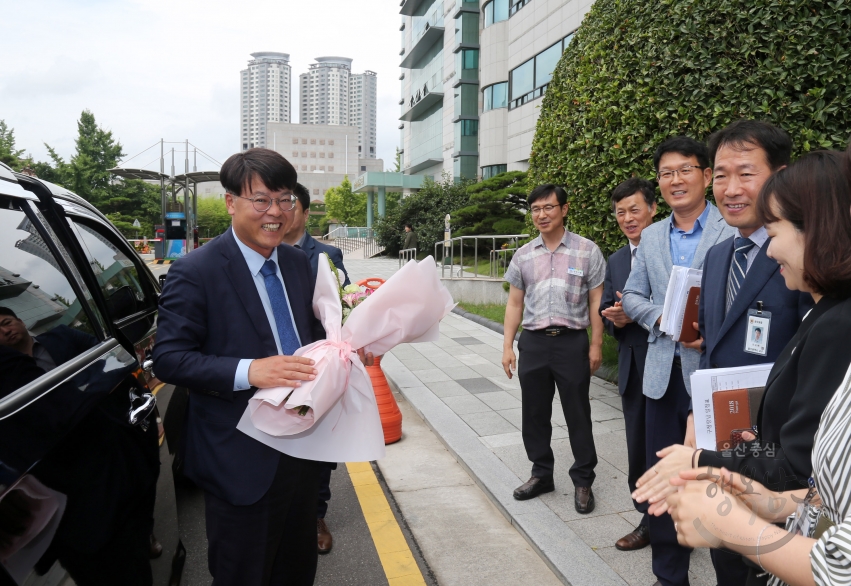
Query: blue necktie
726,237,755,312
260,260,301,355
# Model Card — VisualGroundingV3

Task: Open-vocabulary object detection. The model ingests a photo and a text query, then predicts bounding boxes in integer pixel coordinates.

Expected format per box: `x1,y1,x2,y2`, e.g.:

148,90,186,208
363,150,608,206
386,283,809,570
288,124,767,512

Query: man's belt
530,326,571,337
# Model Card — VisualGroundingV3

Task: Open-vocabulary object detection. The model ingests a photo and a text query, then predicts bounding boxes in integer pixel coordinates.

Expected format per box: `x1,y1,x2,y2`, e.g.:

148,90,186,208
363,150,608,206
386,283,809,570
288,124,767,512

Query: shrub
528,0,851,255
453,171,529,239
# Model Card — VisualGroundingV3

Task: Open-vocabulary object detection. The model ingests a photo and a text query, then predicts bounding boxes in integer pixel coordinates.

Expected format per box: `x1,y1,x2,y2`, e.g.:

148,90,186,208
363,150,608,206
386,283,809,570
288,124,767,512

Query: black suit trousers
518,329,597,485
621,353,649,520
205,453,320,586
646,364,692,586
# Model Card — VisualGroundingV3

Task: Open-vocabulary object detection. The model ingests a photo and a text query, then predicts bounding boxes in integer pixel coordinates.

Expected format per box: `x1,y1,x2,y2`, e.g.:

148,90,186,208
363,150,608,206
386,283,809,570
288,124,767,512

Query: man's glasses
231,193,296,213
530,204,563,216
657,165,704,182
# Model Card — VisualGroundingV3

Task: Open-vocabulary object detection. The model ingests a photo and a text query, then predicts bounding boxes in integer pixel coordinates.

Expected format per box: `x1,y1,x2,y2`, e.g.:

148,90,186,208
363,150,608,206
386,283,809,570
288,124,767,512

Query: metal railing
399,248,417,267
323,226,372,241
435,234,528,279
363,238,386,259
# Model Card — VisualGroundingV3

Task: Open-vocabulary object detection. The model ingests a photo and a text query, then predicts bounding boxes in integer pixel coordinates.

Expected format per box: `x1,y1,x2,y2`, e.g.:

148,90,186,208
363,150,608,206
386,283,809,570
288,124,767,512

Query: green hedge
528,0,851,255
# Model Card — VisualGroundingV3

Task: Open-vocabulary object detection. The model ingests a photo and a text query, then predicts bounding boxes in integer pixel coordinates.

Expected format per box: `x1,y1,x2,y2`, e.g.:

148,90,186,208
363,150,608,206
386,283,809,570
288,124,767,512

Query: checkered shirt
504,231,606,331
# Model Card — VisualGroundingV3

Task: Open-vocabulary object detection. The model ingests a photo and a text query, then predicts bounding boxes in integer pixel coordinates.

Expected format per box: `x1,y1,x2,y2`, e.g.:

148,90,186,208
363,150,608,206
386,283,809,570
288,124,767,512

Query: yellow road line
346,462,427,586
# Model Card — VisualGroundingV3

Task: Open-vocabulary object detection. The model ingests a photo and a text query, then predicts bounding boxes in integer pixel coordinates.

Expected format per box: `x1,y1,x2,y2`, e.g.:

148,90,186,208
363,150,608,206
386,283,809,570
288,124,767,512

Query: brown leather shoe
615,524,650,551
574,486,595,514
149,533,163,559
317,519,333,554
513,476,555,500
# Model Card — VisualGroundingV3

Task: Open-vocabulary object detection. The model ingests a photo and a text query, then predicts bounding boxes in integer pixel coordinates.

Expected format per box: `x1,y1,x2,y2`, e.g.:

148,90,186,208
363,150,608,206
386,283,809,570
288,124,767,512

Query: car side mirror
106,285,139,321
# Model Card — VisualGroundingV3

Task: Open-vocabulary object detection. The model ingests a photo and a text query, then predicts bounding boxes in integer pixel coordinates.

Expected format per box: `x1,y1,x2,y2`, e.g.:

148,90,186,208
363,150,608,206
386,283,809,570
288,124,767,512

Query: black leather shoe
513,476,555,500
615,524,650,550
574,486,595,514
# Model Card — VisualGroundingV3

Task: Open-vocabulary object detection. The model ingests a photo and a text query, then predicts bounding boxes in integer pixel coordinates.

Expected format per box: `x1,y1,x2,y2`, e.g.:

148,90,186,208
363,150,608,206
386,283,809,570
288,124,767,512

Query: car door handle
129,392,157,426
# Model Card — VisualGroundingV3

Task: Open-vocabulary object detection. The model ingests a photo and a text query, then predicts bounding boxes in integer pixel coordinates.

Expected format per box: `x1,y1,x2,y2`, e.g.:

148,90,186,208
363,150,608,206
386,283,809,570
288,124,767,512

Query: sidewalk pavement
346,258,714,586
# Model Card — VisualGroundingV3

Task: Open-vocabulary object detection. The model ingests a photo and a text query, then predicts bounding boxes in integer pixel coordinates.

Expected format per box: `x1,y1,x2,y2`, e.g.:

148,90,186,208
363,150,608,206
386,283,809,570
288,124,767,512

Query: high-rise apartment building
240,52,291,151
398,0,592,182
299,57,378,160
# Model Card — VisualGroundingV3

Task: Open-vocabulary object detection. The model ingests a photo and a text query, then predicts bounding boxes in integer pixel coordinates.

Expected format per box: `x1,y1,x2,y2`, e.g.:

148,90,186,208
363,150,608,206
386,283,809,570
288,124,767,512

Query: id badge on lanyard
744,301,771,356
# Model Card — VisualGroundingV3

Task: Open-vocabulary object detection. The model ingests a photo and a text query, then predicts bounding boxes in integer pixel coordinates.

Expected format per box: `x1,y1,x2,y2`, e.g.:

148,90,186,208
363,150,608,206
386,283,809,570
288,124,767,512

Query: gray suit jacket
621,204,735,399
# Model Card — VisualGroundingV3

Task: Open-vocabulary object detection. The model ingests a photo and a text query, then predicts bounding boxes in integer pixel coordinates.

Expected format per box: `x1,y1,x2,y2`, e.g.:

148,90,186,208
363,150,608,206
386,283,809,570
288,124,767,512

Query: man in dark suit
153,149,372,586
633,121,813,586
600,178,656,552
282,183,349,555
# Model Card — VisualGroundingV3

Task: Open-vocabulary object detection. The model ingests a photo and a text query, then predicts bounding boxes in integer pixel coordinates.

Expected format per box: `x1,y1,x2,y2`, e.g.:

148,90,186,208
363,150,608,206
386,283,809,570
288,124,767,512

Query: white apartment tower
240,52,291,150
299,57,378,159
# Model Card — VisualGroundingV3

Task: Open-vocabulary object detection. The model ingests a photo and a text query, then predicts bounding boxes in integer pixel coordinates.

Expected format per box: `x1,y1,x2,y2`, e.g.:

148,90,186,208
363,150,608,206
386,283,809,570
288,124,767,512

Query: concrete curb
382,347,628,586
451,306,520,341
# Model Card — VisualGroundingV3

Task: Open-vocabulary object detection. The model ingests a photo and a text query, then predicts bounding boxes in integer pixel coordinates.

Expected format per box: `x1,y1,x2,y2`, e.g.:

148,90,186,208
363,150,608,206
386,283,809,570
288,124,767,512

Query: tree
453,171,529,238
323,176,367,229
375,173,473,257
196,197,232,238
0,120,26,169
528,0,851,255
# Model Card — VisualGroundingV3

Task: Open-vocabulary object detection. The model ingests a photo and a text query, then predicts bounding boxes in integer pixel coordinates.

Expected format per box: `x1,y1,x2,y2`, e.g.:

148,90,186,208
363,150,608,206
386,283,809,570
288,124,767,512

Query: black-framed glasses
657,165,704,182
230,192,296,212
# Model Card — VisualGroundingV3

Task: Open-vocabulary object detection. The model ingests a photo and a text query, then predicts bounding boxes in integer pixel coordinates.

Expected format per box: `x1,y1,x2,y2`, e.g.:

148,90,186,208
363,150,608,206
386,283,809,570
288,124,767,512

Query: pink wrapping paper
243,253,454,448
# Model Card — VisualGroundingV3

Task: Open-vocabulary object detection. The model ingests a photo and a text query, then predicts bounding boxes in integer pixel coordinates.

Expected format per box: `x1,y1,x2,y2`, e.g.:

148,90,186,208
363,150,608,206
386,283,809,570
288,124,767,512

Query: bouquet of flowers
237,253,454,462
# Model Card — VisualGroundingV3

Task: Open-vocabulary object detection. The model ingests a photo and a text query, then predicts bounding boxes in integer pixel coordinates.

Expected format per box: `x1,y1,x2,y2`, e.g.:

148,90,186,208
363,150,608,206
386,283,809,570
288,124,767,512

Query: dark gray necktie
726,237,755,312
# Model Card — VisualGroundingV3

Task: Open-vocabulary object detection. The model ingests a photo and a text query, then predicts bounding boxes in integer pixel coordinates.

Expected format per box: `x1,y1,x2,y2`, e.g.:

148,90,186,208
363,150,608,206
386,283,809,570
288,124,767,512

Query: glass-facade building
399,0,591,183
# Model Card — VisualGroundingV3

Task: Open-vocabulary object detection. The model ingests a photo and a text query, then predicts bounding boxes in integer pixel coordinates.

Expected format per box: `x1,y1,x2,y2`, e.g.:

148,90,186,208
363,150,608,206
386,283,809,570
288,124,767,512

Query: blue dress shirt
669,202,711,268
232,228,302,391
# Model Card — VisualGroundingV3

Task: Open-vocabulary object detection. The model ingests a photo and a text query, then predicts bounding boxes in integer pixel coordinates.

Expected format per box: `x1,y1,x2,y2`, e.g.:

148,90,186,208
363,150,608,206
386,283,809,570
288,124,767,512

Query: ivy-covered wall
528,0,851,255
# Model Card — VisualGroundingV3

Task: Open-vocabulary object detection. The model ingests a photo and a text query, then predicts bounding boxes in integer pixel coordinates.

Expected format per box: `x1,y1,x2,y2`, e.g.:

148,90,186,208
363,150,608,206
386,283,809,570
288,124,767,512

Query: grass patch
456,302,619,384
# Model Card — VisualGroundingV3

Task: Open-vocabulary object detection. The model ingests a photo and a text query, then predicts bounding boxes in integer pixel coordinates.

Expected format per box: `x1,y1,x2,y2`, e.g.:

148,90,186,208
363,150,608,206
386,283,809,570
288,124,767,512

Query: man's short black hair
707,119,792,171
527,184,567,207
611,178,656,210
653,136,710,172
0,307,18,319
404,223,413,230
293,183,310,212
220,148,297,197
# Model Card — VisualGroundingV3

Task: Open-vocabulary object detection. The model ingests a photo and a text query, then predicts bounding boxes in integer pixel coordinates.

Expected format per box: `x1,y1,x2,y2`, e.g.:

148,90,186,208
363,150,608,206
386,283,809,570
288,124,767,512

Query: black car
0,162,165,585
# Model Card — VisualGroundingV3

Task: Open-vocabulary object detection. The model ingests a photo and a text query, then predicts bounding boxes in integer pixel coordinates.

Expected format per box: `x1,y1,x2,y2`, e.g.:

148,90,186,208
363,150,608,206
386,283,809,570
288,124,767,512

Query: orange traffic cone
366,355,402,444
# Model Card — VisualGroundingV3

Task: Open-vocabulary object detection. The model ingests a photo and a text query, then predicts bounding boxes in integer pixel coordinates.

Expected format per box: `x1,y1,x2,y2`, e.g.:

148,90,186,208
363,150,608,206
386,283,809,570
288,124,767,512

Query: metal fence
398,248,417,267
435,234,528,279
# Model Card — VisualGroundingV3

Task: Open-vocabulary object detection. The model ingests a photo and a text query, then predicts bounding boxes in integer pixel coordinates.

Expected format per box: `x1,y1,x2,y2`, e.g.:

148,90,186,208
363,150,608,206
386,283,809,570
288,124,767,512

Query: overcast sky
1,0,401,172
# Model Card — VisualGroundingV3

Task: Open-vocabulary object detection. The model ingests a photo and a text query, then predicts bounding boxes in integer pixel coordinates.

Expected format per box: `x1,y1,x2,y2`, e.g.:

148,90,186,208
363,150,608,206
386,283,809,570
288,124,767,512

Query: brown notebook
713,387,764,450
678,287,701,342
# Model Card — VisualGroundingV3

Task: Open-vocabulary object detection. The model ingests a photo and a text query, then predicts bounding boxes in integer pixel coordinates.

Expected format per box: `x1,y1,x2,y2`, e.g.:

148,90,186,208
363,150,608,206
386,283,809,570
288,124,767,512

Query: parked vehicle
0,162,164,585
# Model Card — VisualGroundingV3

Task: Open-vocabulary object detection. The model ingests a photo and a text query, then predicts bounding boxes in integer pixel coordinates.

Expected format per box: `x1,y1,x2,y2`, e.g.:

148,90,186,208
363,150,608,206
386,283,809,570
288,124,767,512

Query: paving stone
591,401,626,422
475,391,522,411
425,380,471,398
456,377,504,394
567,513,636,550
415,368,452,383
459,411,518,436
478,431,525,449
470,362,507,377
598,395,625,411
595,546,656,586
442,365,481,380
452,336,486,345
441,394,491,415
498,407,524,429
454,353,492,366
402,358,438,372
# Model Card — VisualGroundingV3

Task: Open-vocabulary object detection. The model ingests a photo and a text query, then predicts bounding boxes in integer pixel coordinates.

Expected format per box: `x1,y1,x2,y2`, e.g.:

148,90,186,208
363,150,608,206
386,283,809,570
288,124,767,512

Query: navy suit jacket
600,244,648,395
698,236,812,370
300,232,350,287
153,229,324,506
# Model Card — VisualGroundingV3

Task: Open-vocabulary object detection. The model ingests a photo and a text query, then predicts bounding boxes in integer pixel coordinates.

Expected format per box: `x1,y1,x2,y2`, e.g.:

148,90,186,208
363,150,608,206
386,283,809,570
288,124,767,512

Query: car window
0,203,103,397
67,218,154,322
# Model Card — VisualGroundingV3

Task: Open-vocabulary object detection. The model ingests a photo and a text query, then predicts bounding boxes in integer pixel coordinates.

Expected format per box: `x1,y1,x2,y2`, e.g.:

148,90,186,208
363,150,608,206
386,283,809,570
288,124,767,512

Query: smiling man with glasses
621,137,735,586
154,148,372,586
502,184,606,513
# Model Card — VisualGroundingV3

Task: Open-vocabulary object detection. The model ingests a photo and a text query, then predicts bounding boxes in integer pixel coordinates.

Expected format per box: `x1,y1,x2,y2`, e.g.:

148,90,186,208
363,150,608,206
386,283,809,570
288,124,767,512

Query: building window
293,151,299,157
483,0,508,27
311,139,316,144
509,0,532,17
481,164,507,179
509,36,572,110
328,152,334,158
320,152,325,158
313,189,319,195
292,138,299,144
455,119,479,153
302,138,307,144
319,139,325,145
302,165,307,171
329,139,334,145
320,166,325,171
482,82,508,111
329,166,334,172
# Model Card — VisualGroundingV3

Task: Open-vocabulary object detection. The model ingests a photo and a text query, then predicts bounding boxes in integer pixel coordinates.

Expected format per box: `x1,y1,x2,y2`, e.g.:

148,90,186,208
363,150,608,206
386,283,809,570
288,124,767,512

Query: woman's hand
633,444,696,515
